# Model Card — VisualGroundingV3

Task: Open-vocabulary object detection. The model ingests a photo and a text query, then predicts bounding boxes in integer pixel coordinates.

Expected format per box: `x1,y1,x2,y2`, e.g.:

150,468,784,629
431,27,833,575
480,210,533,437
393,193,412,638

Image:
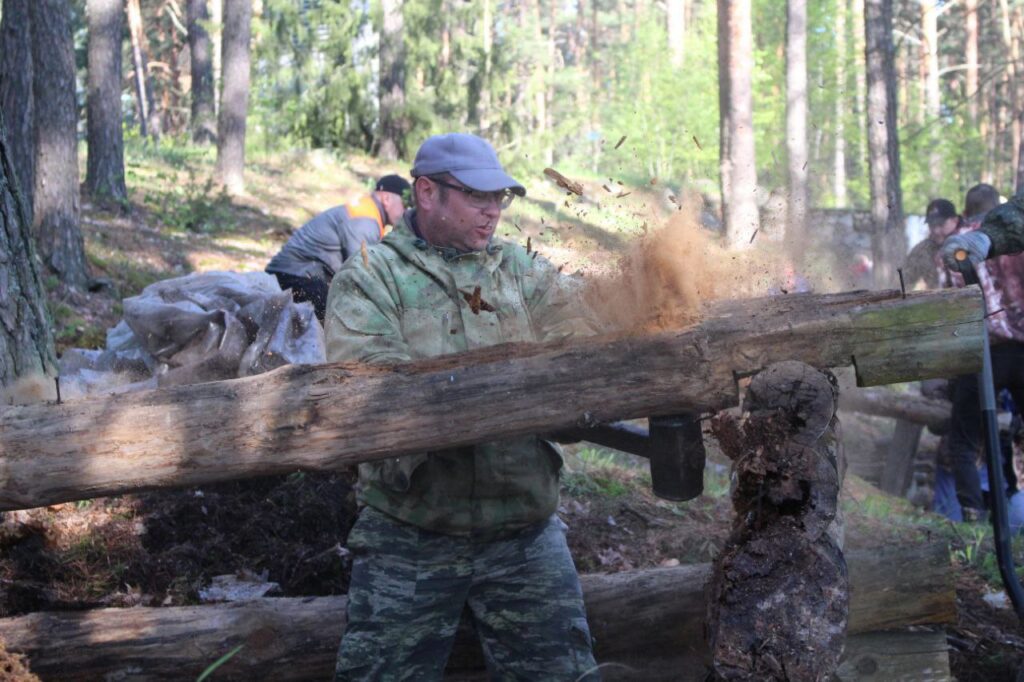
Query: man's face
381,192,405,225
417,177,503,252
928,216,958,244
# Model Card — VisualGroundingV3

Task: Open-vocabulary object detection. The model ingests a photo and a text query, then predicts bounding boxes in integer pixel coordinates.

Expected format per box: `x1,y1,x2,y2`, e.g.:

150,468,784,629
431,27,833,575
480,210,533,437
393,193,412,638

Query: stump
708,361,849,681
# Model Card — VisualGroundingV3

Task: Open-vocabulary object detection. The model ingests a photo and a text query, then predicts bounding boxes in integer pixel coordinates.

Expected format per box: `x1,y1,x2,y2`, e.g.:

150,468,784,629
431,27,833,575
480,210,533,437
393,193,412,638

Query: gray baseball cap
410,133,526,197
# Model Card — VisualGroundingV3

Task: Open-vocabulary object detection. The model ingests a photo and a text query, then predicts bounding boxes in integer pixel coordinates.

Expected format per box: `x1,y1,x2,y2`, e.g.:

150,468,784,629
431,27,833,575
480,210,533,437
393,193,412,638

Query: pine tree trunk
717,0,760,248
965,0,979,123
188,0,217,144
377,0,405,161
921,0,941,186
833,0,847,207
863,0,904,289
852,0,867,189
786,0,808,251
0,110,57,390
85,0,128,204
667,0,685,68
0,0,34,227
1015,7,1024,195
215,0,252,195
29,0,89,289
125,0,160,139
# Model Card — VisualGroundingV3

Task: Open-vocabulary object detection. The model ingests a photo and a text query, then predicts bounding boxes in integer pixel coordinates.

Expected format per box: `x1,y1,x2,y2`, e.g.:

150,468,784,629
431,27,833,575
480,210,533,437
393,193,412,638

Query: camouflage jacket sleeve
979,195,1024,258
323,252,412,365
514,248,602,342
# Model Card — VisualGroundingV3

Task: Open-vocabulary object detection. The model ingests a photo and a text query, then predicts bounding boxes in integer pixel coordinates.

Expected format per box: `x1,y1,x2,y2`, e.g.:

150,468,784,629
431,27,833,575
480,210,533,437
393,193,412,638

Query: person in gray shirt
266,174,411,320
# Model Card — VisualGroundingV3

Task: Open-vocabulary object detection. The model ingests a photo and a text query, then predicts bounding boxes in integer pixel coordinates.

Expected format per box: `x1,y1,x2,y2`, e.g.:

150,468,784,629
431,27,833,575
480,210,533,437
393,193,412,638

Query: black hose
962,266,1024,620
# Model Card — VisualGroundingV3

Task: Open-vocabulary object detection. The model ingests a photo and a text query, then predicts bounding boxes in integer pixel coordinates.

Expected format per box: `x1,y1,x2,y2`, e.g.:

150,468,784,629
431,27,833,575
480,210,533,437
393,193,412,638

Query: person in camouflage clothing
942,189,1024,519
325,133,601,681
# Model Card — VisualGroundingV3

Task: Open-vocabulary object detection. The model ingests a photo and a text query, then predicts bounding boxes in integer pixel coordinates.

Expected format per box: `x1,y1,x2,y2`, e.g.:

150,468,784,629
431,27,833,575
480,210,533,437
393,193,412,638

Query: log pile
0,543,954,681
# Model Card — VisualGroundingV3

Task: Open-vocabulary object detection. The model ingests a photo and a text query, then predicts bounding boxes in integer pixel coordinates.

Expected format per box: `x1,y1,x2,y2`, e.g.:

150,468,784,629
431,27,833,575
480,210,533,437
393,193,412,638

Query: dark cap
925,199,958,226
375,174,412,197
410,133,526,197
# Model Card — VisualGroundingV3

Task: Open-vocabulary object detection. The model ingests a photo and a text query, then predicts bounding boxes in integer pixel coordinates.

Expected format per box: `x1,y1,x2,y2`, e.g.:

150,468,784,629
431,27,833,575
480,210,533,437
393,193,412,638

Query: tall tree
377,0,406,160
0,110,57,388
786,0,808,249
667,0,685,68
0,0,34,226
86,0,128,204
863,0,904,288
833,0,848,207
126,0,160,139
852,0,867,188
921,0,941,186
964,0,979,123
717,0,759,248
188,0,217,144
30,0,89,288
216,0,252,194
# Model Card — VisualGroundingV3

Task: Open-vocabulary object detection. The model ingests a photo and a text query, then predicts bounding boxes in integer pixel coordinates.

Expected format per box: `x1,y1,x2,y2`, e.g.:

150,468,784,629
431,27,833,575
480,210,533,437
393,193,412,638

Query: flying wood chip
614,135,627,150
543,168,584,196
360,241,369,268
459,286,496,314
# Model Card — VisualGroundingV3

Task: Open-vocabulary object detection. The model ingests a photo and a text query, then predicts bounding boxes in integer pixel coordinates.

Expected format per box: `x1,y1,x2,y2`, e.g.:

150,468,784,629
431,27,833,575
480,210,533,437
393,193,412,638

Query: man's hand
941,231,992,272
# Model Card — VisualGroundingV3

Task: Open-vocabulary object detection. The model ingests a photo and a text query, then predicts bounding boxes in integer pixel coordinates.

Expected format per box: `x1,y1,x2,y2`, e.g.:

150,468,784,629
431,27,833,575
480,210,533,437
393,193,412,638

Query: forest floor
4,142,1023,680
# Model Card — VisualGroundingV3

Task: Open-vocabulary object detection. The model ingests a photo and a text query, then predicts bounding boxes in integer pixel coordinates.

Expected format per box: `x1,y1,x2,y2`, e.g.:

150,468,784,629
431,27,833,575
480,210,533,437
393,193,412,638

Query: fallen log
840,387,951,433
0,288,982,511
0,543,954,681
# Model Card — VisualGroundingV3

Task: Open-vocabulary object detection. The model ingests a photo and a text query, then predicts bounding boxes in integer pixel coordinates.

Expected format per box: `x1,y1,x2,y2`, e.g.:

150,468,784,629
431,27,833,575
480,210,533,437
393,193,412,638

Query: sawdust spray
583,195,789,334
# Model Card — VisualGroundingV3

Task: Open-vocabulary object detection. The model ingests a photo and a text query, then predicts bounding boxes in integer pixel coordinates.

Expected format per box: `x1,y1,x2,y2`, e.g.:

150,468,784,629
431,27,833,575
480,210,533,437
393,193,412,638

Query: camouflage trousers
334,506,600,681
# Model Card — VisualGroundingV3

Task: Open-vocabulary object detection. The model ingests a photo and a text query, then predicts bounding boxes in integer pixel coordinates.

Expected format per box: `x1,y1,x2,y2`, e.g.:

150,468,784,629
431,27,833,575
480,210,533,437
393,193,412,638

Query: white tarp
59,271,325,399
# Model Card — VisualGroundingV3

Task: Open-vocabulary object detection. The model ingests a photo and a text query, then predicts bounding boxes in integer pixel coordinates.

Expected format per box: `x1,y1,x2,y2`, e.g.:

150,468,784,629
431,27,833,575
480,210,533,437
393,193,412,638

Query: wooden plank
0,288,982,511
0,544,954,681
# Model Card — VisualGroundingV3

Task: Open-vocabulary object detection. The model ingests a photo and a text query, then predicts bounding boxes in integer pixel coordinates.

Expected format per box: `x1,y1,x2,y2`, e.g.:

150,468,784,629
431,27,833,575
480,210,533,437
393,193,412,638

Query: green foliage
253,0,373,151
143,169,235,235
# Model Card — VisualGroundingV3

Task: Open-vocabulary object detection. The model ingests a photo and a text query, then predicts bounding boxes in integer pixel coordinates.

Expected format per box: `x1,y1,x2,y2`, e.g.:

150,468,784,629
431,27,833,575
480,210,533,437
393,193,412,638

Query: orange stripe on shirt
345,195,385,238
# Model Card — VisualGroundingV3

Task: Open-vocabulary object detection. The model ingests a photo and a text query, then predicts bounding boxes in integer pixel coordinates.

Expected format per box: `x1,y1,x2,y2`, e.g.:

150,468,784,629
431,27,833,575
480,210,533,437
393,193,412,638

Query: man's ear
414,178,437,212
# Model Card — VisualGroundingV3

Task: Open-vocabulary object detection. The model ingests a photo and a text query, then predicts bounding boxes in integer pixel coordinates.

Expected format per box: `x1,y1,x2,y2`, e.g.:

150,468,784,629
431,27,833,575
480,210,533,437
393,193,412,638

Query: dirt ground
4,149,1024,679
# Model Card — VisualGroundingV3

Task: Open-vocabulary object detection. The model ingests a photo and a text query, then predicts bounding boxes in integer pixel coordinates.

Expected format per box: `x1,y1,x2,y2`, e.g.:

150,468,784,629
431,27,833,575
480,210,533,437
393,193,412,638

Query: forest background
1,0,1024,382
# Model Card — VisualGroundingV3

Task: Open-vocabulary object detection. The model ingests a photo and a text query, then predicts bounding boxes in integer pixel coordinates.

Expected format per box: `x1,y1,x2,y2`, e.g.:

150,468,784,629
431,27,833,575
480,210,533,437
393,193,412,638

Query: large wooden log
0,288,982,511
707,362,847,680
840,387,951,432
0,543,955,681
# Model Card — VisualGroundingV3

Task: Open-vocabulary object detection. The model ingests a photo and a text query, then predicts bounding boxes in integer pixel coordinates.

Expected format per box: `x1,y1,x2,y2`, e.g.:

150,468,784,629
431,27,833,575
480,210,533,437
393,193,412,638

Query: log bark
708,362,847,680
0,288,984,511
0,543,954,681
839,387,951,433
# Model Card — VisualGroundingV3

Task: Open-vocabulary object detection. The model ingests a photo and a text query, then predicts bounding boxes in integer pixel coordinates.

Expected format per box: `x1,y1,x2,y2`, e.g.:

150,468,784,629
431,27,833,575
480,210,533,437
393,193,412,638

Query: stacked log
0,543,955,681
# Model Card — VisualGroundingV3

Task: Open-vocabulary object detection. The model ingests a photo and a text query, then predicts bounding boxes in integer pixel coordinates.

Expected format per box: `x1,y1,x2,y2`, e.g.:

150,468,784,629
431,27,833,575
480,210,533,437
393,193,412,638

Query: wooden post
708,361,848,680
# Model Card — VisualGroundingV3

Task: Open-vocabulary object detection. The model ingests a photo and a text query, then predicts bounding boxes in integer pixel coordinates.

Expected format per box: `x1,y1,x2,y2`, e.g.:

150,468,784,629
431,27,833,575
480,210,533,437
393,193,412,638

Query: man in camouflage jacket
325,133,601,681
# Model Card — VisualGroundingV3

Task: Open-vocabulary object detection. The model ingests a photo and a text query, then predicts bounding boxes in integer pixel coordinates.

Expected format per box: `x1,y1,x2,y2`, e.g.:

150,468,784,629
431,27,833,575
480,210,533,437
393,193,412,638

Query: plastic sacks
59,271,325,399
